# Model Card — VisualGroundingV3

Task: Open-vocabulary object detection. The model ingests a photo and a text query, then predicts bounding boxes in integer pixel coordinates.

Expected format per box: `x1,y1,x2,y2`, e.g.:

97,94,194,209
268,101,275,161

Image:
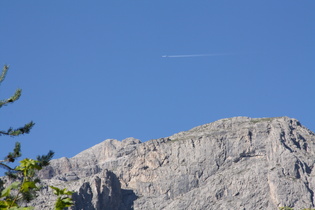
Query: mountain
33,117,315,209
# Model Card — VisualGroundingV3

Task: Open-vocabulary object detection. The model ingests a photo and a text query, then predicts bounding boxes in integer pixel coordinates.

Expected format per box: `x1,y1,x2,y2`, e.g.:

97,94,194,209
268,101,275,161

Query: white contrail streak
162,53,233,58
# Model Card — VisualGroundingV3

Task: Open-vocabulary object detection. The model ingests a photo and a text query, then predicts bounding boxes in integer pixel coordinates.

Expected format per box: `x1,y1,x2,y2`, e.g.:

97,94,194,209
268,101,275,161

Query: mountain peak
35,117,315,209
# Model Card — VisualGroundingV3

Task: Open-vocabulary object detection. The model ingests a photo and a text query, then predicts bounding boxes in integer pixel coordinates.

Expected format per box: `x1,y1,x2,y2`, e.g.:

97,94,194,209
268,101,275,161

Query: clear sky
0,1,314,161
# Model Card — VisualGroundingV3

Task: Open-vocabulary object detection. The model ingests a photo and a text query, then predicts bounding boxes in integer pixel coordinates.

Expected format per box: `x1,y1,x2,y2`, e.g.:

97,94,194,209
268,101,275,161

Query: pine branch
0,121,35,137
0,65,73,209
5,142,22,162
0,88,22,108
37,150,55,167
0,65,9,84
0,162,15,171
0,142,22,172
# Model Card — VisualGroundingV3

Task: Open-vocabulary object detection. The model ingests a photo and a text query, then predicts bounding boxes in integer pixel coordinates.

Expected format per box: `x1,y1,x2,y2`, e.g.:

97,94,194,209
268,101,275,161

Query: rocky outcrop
34,117,315,209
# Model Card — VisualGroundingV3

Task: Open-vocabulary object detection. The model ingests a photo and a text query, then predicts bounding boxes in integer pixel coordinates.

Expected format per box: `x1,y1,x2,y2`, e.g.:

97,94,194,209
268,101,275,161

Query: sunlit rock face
34,117,315,210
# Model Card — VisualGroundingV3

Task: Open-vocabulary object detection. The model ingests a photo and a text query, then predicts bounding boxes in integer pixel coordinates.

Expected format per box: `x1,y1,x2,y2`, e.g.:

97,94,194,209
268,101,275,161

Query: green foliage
250,117,274,124
279,207,315,210
0,159,42,209
50,186,74,210
36,150,55,167
279,207,294,210
5,142,22,164
0,65,9,83
0,66,34,138
0,121,35,137
0,65,21,109
0,65,74,209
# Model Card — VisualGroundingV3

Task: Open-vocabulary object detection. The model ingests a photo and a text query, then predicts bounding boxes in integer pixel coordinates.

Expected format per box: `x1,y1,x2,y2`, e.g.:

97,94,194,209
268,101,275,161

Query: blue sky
0,1,314,161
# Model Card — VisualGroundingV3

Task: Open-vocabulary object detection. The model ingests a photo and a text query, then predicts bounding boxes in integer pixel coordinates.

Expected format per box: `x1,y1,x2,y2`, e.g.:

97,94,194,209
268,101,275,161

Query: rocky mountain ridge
33,117,315,209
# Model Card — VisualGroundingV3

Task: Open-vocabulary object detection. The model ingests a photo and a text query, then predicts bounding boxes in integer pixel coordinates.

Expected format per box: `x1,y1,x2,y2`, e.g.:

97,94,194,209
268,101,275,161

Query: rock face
34,117,315,209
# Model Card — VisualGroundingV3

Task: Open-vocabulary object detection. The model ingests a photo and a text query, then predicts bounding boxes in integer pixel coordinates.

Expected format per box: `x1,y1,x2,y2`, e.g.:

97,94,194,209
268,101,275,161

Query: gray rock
34,117,315,209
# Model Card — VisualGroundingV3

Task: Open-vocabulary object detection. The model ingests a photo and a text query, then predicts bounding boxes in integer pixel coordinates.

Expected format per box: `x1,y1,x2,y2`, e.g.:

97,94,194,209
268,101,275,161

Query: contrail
161,53,234,58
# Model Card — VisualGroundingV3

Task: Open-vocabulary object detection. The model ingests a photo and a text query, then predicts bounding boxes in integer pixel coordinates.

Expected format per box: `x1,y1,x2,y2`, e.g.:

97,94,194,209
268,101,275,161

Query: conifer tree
0,65,73,210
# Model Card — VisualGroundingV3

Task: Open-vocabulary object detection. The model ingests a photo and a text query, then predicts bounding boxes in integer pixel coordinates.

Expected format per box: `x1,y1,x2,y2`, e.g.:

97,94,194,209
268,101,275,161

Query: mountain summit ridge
33,116,315,209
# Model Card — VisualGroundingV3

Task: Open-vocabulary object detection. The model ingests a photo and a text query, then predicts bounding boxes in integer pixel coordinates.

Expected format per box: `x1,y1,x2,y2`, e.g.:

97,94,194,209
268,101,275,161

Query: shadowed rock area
33,117,315,209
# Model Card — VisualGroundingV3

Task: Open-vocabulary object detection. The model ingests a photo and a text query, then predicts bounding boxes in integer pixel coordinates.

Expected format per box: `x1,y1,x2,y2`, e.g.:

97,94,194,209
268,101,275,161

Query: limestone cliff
34,117,315,209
